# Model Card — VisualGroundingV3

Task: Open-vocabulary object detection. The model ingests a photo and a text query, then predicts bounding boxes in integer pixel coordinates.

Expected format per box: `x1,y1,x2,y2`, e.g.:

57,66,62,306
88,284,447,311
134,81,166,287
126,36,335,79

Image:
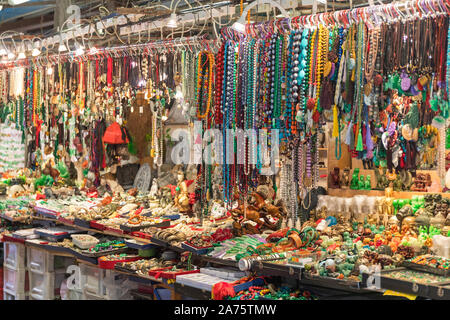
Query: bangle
128,215,143,225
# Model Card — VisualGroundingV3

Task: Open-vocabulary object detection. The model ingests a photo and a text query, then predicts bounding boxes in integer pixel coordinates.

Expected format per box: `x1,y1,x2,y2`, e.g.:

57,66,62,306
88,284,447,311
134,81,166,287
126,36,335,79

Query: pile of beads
230,285,316,300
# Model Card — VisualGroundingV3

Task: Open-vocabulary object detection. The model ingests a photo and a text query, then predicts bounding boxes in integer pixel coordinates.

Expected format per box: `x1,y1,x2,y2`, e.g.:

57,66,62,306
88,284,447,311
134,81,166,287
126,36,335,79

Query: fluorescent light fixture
8,0,31,5
232,0,290,34
167,13,178,28
31,47,40,56
231,21,246,33
75,47,84,56
58,43,67,52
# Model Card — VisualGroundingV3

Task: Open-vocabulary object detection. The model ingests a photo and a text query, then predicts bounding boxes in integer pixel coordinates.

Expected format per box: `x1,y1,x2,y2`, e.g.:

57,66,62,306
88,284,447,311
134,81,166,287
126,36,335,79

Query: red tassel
212,282,236,300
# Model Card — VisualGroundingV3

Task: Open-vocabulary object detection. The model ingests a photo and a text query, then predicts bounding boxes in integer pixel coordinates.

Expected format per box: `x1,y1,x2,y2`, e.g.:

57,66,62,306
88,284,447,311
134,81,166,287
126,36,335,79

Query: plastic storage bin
80,264,104,297
3,289,28,300
3,242,26,270
67,289,84,300
83,290,107,300
3,266,27,294
27,247,54,274
29,269,65,300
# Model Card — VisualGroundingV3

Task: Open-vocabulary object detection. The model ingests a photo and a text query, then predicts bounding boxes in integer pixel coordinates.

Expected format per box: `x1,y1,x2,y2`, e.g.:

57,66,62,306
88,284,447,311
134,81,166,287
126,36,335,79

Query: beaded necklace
196,51,214,120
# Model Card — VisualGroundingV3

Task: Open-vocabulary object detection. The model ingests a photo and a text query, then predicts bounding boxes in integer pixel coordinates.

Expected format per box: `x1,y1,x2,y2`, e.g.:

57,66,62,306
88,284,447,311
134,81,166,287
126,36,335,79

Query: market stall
0,0,449,301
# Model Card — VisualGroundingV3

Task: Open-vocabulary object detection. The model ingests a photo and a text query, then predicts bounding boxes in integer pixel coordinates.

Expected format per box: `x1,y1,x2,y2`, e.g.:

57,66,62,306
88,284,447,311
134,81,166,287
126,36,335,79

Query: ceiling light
58,43,67,52
31,47,40,57
167,13,178,28
8,0,31,5
75,46,84,56
232,0,290,34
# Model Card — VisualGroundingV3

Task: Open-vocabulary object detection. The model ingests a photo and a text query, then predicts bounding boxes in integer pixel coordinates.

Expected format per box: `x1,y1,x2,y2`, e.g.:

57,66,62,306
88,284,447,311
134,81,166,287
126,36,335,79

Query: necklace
196,51,214,120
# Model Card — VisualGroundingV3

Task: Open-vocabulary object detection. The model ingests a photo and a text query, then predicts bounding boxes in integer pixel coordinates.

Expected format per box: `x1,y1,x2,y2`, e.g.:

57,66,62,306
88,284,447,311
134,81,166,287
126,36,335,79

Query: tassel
212,282,236,300
356,127,364,151
332,105,339,138
344,121,353,146
366,123,373,152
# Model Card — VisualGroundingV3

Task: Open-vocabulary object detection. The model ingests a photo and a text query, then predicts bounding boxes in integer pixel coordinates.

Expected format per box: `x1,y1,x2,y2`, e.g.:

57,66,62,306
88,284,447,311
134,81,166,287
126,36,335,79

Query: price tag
131,107,134,113
139,106,143,114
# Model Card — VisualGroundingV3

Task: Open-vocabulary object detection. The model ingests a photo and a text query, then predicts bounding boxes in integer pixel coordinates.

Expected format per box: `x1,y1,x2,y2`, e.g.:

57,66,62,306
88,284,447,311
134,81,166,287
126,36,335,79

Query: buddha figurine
350,168,360,190
364,175,371,190
341,167,351,189
358,175,365,190
174,170,190,213
329,167,341,189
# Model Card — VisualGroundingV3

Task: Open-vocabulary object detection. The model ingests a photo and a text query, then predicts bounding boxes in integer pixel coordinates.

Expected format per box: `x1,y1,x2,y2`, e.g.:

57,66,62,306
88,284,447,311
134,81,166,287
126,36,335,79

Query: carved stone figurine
149,178,159,198
174,170,190,213
329,167,340,189
341,167,351,189
350,168,360,189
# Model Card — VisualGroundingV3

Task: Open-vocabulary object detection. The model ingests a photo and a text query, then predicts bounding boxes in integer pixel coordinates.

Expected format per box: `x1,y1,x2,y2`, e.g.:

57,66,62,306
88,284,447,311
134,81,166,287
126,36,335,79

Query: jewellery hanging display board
0,0,449,302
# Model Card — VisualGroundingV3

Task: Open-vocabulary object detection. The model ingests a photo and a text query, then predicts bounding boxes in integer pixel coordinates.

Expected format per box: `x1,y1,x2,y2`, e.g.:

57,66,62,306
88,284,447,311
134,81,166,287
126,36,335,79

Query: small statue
174,170,190,213
341,167,351,189
350,168,360,190
364,175,371,190
149,178,159,198
393,174,404,191
358,175,365,190
329,167,340,189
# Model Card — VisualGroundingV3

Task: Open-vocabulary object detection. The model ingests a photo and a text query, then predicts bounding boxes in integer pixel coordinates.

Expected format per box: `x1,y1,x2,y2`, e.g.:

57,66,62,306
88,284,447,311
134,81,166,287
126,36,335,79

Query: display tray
360,267,450,297
162,214,181,220
303,272,362,290
114,264,140,275
0,212,29,222
104,226,126,235
73,218,92,229
402,261,450,277
181,242,213,255
233,277,265,293
119,219,171,233
148,267,200,279
33,207,59,219
150,237,170,247
124,239,156,250
57,216,74,225
71,250,98,265
251,260,303,279
2,234,26,244
34,228,77,242
428,282,450,300
77,247,129,258
98,255,141,269
202,256,238,268
89,220,107,231
131,231,152,240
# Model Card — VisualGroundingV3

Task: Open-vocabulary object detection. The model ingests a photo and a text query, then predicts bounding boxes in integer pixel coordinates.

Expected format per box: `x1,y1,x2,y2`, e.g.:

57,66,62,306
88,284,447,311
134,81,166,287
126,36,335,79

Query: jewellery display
0,0,449,302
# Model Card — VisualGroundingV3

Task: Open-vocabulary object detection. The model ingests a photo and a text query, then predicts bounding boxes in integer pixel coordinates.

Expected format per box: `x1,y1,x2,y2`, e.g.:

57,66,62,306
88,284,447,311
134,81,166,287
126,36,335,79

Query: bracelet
128,215,143,225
